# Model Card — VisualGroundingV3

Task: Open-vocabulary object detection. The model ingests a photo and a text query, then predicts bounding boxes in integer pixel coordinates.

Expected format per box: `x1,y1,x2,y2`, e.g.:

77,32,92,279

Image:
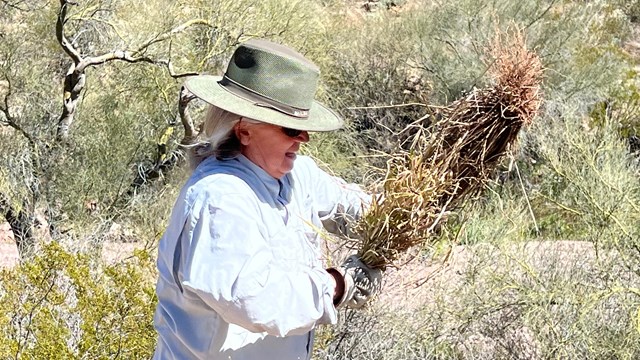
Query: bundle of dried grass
354,31,543,269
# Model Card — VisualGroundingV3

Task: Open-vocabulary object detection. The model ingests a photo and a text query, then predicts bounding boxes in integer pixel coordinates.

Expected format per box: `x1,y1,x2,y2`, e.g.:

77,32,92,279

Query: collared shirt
153,155,369,360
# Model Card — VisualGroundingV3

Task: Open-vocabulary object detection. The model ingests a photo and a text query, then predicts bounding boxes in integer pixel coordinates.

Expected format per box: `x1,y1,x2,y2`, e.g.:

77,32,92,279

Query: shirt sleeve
294,156,373,236
180,189,338,337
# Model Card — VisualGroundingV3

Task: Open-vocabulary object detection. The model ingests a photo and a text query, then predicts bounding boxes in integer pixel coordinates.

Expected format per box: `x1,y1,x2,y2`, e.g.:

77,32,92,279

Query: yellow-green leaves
0,243,157,358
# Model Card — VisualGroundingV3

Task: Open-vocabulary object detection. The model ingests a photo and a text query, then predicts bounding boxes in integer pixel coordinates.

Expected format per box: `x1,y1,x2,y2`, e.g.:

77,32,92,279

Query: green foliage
442,183,534,246
0,243,157,358
314,309,462,360
303,131,372,184
591,69,640,140
319,15,431,158
529,104,640,248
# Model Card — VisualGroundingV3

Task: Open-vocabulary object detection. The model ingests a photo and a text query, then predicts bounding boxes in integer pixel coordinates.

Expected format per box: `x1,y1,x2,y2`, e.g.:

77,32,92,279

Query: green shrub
0,243,157,358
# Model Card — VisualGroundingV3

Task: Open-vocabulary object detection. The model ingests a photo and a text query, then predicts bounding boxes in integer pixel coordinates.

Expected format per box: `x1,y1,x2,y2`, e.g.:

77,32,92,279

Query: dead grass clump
354,31,543,269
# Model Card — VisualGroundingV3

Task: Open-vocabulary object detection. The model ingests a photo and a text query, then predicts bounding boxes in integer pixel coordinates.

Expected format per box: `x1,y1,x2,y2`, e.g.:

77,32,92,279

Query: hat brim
185,75,343,132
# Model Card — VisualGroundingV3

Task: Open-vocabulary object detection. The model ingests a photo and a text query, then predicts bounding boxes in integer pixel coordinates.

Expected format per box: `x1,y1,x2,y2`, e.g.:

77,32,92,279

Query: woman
153,39,381,360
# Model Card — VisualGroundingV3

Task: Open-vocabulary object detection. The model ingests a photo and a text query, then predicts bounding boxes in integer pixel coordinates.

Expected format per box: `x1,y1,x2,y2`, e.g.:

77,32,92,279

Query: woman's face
236,120,310,179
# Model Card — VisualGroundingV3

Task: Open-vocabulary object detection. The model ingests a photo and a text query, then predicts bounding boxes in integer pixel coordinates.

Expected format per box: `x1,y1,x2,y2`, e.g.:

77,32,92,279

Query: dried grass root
353,30,543,269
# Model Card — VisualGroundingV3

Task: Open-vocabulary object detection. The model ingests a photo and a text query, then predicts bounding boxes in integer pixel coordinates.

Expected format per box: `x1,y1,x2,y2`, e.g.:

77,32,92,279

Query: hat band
219,75,310,119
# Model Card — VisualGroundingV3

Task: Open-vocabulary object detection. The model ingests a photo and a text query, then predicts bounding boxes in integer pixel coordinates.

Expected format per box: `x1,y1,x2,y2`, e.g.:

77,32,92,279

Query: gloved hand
327,255,382,309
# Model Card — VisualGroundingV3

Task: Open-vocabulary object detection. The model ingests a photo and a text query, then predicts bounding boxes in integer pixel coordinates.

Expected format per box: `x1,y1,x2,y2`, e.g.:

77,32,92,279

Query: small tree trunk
56,66,85,141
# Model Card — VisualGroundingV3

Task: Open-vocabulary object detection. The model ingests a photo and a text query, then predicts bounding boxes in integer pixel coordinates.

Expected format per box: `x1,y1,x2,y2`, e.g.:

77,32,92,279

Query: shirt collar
235,155,281,198
196,154,293,202
237,155,294,203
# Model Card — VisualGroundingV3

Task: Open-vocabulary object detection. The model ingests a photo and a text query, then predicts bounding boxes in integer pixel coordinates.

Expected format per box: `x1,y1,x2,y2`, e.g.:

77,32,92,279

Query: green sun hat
184,39,343,132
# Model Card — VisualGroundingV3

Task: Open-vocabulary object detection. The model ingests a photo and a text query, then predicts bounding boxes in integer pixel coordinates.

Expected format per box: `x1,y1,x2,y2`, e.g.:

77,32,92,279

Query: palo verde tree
0,0,328,256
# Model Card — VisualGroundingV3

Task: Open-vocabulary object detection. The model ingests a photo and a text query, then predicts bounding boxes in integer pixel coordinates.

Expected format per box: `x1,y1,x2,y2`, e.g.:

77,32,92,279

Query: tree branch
156,40,199,79
0,192,33,257
178,87,197,145
55,4,210,140
126,86,198,196
1,0,28,11
56,0,82,65
137,19,213,54
76,50,155,72
0,75,36,146
157,59,199,79
76,19,213,73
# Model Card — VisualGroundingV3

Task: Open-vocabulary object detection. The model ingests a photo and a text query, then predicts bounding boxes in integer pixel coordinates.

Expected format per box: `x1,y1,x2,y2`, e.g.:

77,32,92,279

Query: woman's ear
235,121,251,146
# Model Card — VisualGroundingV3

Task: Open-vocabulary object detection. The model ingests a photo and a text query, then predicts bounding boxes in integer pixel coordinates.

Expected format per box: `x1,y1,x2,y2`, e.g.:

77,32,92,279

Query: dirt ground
0,222,145,268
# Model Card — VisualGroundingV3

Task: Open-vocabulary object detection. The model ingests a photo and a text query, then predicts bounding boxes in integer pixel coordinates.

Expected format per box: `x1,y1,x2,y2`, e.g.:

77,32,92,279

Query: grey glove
329,254,382,309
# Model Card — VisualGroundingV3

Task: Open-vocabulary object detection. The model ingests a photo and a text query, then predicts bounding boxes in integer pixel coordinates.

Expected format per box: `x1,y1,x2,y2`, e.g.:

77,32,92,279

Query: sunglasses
281,127,304,138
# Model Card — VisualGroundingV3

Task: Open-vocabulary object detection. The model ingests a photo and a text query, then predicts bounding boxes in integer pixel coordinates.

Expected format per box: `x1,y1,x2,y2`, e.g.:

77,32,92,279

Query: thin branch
161,40,199,79
77,50,155,71
136,19,213,55
198,42,238,70
178,86,197,145
1,0,28,11
525,0,558,29
347,103,436,110
71,16,126,42
514,158,539,235
156,59,199,78
79,3,102,18
0,75,35,146
76,19,213,72
56,0,82,65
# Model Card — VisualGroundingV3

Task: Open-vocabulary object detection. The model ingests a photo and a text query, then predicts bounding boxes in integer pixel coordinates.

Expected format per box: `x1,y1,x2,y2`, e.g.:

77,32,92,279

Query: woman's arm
179,189,339,337
293,156,373,236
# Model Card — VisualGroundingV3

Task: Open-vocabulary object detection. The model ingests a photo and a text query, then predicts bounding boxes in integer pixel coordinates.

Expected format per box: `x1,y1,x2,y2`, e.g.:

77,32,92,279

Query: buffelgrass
353,31,543,269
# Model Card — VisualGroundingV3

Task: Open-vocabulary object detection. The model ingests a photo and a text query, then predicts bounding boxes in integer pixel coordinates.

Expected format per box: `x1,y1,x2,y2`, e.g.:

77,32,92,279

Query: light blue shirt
153,155,368,360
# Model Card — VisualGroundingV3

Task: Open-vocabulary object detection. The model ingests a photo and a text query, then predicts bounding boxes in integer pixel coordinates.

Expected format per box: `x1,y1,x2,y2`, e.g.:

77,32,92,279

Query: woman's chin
277,155,296,177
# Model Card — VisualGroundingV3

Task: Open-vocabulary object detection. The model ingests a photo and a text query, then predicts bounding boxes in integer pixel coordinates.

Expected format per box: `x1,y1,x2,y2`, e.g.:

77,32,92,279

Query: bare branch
156,59,199,79
178,87,197,145
0,75,35,145
56,0,82,64
76,19,213,72
76,50,155,72
1,0,28,11
137,19,212,54
156,40,199,79
56,9,210,140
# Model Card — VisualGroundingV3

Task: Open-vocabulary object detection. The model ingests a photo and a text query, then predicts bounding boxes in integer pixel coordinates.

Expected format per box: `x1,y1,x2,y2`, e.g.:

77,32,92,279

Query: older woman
153,39,381,360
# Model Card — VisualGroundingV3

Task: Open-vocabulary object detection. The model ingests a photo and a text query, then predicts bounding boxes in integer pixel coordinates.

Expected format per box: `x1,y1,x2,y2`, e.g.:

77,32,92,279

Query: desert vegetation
0,0,639,358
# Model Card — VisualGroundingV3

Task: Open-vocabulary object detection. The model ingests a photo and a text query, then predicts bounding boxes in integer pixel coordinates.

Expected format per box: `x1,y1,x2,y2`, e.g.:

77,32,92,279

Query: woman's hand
326,255,382,309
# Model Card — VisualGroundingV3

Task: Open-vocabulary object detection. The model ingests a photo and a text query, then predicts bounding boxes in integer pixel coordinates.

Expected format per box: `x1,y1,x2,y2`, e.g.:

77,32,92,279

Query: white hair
188,105,261,170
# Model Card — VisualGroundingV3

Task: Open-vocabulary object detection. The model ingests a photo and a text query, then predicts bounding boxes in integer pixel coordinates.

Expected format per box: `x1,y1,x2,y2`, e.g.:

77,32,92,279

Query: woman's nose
294,131,310,143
